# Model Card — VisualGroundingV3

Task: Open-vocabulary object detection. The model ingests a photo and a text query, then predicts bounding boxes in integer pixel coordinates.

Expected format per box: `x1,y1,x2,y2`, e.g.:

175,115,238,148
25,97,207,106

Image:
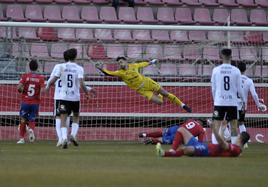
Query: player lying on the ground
156,124,250,157
139,119,205,144
95,56,192,113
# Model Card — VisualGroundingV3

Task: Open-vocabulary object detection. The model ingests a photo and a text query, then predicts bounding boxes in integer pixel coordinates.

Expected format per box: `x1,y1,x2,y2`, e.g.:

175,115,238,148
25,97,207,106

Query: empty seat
106,44,125,59
44,6,62,22
0,8,6,21
144,45,163,59
230,31,245,43
255,0,268,8
178,64,197,76
151,30,170,42
91,0,109,3
25,5,44,22
183,46,202,61
30,43,49,58
189,31,207,42
6,5,27,21
137,7,157,24
0,27,6,38
250,9,268,26
143,65,159,76
163,44,183,60
81,6,100,23
218,0,238,6
84,63,100,75
69,43,84,59
244,31,263,43
114,30,133,42
12,43,30,58
44,62,57,74
213,8,229,25
181,0,200,6
231,9,250,25
51,43,67,58
73,0,92,3
175,8,194,24
94,29,113,41
119,7,138,23
263,32,268,43
239,47,258,62
236,0,256,7
54,0,72,3
162,0,181,5
57,28,76,41
199,0,218,6
157,7,176,24
87,43,106,59
160,63,177,76
201,64,213,76
35,0,53,3
18,27,38,40
0,0,15,2
207,31,226,42
193,8,213,25
100,6,119,23
133,30,151,41
262,47,268,63
62,6,81,22
76,28,94,41
203,46,220,62
170,31,189,42
38,27,58,41
144,0,163,5
230,47,240,61
126,44,143,59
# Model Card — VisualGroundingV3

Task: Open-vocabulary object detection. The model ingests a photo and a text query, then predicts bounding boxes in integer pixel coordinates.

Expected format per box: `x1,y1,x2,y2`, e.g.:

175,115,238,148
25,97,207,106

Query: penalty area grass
0,142,268,187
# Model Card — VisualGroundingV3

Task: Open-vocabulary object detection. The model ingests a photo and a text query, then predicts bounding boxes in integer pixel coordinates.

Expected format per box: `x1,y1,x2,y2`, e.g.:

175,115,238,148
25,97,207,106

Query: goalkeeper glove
149,59,158,65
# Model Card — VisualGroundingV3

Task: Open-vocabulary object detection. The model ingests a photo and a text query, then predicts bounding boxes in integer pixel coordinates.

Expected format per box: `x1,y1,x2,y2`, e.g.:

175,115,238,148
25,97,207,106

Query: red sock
19,123,27,138
172,131,183,150
147,130,163,138
28,121,35,130
151,138,161,144
164,150,184,157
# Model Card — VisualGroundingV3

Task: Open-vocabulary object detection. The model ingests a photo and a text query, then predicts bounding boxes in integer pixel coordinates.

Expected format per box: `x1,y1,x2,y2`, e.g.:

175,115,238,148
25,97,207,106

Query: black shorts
54,100,61,117
238,110,245,122
212,106,238,121
57,100,80,116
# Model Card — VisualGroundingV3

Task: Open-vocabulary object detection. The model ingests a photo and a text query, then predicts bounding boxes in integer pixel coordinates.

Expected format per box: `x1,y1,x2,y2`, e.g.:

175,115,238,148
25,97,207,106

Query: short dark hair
29,59,38,71
221,48,232,57
240,131,250,146
237,61,246,73
63,48,77,62
116,56,127,62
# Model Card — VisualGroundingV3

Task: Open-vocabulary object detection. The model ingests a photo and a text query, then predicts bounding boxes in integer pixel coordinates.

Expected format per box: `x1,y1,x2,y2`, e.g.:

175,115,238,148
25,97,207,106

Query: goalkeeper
95,56,192,113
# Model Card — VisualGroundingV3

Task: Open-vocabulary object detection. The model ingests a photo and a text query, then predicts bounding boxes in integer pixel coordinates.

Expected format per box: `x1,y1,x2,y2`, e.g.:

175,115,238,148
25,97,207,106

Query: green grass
0,142,268,187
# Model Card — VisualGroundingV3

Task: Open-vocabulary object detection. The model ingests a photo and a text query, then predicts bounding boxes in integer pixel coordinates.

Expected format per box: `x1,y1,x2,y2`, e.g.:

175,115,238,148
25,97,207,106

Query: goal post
0,22,268,143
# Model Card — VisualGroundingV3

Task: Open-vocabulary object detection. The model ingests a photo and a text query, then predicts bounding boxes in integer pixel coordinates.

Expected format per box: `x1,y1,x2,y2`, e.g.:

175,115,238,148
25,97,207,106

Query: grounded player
45,48,95,149
211,48,245,145
139,119,205,145
156,123,250,157
17,59,45,144
95,57,192,113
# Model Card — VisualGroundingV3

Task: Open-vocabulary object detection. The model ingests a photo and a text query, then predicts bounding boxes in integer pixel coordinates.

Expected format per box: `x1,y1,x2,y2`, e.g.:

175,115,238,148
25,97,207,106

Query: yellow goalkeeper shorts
136,77,161,100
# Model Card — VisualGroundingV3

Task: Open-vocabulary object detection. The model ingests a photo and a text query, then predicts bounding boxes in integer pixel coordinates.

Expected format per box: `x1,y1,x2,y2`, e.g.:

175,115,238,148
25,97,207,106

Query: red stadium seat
160,63,178,76
62,6,81,23
262,47,268,63
30,43,49,58
199,0,218,6
6,5,27,21
35,0,53,3
231,9,250,26
236,0,256,7
0,0,15,2
38,27,58,41
126,44,143,59
87,43,106,59
239,47,258,62
207,31,226,42
69,43,84,59
25,5,44,22
183,46,202,61
100,6,119,23
12,42,30,58
203,46,220,62
57,28,76,41
218,0,238,7
170,30,189,42
0,8,7,21
250,9,268,26
163,44,183,60
91,0,108,4
133,30,151,41
201,64,213,77
212,8,230,25
50,43,68,58
17,0,34,3
189,31,207,42
144,0,163,5
143,65,159,76
18,27,38,40
106,44,125,59
231,47,240,61
137,7,157,24
73,0,91,3
178,64,197,76
84,63,100,75
114,30,133,42
263,32,268,43
151,30,170,42
161,0,181,5
76,28,95,41
157,7,176,24
81,6,100,23
118,7,139,24
175,8,194,24
0,27,6,38
54,0,72,3
144,44,163,60
230,31,245,43
181,0,200,6
44,5,62,22
255,0,268,8
94,29,113,41
194,8,213,25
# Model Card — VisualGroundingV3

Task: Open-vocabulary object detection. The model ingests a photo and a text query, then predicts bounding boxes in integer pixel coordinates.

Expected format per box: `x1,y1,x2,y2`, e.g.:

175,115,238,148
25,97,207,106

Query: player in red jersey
156,120,250,157
139,119,205,145
17,60,45,144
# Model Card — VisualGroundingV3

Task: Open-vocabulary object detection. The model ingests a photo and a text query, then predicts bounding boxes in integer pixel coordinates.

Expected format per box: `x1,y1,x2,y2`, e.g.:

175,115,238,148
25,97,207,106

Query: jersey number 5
28,84,35,96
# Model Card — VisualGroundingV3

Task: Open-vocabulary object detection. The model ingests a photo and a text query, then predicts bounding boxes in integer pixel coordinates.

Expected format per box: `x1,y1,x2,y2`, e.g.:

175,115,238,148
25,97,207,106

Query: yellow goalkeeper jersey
102,61,149,90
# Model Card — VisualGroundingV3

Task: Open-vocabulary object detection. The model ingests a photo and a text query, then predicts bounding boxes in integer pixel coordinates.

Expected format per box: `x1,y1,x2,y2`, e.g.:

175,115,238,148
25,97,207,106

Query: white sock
211,133,218,144
239,124,247,133
231,136,238,144
55,118,62,141
71,123,79,138
66,117,70,129
61,127,68,141
224,127,231,141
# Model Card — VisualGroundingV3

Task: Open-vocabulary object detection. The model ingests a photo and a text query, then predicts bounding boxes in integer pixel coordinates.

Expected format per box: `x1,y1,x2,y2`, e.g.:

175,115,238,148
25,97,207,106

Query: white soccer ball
259,103,267,112
86,86,92,91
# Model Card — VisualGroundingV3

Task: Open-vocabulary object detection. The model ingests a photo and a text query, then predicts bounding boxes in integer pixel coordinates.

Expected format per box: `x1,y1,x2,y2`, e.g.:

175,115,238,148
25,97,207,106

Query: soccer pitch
0,142,268,187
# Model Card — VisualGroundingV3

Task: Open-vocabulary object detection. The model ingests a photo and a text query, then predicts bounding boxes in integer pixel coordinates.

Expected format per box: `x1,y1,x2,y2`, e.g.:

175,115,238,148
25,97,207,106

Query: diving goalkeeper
95,56,192,113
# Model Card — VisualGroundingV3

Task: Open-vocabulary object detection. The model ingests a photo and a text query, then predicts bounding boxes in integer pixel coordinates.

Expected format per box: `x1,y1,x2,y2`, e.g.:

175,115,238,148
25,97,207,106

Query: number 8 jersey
19,72,45,104
53,62,84,101
211,63,243,106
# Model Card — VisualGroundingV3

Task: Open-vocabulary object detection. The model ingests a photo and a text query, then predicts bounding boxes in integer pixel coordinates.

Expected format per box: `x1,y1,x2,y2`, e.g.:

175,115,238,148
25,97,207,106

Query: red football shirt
208,144,242,157
19,72,45,104
181,119,205,142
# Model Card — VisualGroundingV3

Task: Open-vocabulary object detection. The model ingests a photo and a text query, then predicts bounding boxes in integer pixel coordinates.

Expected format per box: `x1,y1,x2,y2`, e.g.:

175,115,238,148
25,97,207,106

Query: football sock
55,118,62,141
61,127,68,140
28,121,35,130
239,124,247,133
19,122,27,138
146,131,162,138
71,123,79,138
167,93,183,107
164,150,184,157
231,136,238,144
172,131,183,150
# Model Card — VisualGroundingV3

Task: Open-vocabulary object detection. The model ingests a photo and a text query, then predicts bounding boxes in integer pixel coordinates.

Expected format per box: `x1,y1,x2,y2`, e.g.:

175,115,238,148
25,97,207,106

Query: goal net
0,23,267,143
